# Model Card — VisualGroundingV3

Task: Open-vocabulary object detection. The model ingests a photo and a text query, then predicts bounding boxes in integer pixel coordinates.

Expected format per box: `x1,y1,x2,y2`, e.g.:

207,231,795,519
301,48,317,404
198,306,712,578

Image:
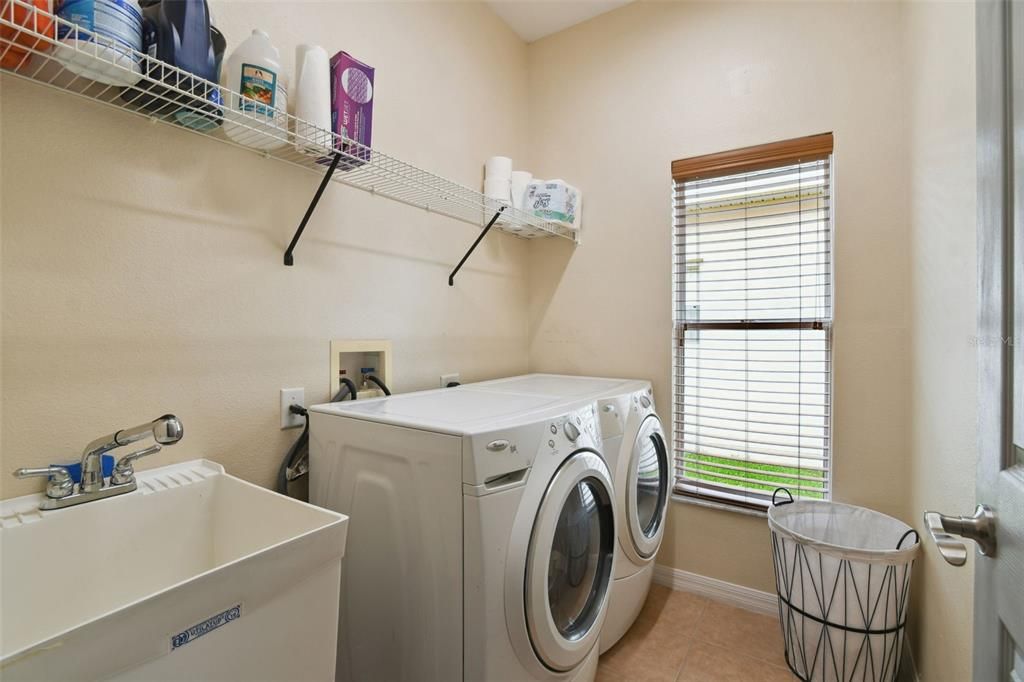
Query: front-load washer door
626,415,670,559
525,449,614,672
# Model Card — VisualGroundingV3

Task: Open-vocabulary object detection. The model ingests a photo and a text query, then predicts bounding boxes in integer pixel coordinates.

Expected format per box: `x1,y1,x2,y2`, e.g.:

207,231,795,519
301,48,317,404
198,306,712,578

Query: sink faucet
79,415,184,493
13,414,184,510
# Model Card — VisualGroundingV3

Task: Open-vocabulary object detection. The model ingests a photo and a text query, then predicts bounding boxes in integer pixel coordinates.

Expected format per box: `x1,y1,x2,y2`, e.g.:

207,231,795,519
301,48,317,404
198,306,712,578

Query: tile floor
597,584,795,682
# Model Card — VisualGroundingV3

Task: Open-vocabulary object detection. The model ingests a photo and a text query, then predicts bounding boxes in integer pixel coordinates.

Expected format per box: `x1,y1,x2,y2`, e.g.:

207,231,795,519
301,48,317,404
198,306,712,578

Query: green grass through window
684,453,826,500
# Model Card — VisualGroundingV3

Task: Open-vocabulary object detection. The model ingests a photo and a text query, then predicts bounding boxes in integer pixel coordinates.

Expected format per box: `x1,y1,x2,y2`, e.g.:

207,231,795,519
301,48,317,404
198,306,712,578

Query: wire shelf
0,0,578,248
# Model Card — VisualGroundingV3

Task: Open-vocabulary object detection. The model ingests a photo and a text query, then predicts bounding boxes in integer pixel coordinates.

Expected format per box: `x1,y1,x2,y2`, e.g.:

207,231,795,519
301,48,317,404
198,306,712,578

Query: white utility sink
0,459,348,681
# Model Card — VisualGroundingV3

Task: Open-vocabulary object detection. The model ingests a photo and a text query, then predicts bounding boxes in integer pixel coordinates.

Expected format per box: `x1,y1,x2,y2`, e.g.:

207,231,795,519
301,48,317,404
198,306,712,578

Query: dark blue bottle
120,0,224,129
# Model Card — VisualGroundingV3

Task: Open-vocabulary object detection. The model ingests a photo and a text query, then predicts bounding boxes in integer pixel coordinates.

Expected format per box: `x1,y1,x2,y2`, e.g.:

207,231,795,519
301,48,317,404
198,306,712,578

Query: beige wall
525,0,978,676
526,0,912,593
1,1,980,677
0,0,531,497
904,2,977,680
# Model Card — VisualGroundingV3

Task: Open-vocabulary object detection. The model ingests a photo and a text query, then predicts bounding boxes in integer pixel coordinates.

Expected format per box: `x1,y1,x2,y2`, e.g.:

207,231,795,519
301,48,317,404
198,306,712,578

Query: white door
973,2,1024,678
626,415,671,559
525,449,615,672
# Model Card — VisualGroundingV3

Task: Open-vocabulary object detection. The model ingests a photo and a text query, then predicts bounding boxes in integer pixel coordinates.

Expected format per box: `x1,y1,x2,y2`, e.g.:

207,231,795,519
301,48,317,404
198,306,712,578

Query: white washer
308,387,617,682
460,375,672,652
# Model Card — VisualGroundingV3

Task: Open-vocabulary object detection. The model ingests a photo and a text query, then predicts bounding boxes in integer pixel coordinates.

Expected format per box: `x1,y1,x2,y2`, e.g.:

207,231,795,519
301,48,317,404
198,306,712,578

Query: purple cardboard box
330,51,374,169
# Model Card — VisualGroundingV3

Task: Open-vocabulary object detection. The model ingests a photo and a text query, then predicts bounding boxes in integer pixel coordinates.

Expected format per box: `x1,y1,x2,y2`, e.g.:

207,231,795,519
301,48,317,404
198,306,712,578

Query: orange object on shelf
1,0,55,70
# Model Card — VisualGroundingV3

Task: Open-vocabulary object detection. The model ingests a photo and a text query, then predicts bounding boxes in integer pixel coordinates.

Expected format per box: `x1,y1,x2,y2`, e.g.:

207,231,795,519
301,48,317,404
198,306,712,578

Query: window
672,133,834,510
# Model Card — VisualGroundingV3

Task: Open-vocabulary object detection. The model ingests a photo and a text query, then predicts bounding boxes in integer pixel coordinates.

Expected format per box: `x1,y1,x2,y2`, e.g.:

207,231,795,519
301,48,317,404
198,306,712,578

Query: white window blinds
673,144,833,509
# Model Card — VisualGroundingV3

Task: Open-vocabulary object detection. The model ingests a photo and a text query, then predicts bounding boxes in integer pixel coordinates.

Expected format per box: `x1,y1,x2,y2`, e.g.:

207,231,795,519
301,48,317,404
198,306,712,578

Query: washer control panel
468,404,599,488
544,404,599,457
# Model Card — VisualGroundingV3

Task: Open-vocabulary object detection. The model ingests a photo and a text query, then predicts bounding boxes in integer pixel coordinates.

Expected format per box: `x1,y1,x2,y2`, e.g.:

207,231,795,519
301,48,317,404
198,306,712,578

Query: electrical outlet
440,373,460,388
280,388,305,429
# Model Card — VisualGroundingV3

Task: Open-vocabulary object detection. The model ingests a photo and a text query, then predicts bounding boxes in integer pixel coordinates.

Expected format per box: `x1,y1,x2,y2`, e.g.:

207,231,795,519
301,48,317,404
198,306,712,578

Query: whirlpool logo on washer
170,604,242,651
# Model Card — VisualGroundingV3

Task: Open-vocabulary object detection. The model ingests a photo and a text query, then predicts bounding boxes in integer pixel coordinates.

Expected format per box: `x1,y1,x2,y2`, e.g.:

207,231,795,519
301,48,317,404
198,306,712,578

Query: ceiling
485,1,634,43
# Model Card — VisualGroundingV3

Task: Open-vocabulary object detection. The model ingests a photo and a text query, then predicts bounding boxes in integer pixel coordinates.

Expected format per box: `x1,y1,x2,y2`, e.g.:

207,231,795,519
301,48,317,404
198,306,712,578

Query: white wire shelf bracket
0,0,578,277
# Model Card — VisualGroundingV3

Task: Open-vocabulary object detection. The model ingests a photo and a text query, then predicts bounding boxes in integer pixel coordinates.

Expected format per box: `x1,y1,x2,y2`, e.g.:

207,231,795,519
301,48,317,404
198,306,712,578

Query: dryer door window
526,449,614,671
629,416,670,556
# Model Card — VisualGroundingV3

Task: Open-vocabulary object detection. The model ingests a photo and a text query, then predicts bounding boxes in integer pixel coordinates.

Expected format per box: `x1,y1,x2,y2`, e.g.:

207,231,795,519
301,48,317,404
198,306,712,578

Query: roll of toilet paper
485,156,513,181
484,176,511,203
294,44,332,155
510,171,533,209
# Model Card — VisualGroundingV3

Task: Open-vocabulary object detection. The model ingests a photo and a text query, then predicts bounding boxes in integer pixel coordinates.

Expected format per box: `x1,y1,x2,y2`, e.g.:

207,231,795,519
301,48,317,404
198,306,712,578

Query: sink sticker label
170,604,242,651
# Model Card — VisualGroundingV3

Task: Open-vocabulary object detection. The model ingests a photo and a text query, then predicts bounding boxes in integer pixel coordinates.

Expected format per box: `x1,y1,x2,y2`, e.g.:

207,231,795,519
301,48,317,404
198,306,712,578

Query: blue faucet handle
52,454,115,484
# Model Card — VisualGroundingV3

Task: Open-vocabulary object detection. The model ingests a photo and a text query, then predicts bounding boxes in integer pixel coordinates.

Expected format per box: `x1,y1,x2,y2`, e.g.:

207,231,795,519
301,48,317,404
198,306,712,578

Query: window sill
671,493,768,519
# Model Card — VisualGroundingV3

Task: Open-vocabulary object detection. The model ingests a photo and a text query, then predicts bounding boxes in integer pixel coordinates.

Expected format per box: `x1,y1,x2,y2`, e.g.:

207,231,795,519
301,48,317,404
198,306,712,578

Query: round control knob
563,422,581,442
640,395,652,409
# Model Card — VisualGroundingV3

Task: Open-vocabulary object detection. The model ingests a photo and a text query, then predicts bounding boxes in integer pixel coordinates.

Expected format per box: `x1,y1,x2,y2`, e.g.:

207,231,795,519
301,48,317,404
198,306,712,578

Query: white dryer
460,375,673,652
308,387,617,682
590,382,670,651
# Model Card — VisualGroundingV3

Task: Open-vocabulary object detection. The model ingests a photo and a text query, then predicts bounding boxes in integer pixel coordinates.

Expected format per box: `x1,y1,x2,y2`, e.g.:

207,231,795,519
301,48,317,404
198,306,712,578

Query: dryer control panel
632,387,655,412
596,395,628,441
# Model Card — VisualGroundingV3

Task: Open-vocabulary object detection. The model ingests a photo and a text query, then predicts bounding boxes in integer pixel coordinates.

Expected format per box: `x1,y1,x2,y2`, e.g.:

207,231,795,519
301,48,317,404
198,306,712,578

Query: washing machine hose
366,374,392,395
275,378,357,495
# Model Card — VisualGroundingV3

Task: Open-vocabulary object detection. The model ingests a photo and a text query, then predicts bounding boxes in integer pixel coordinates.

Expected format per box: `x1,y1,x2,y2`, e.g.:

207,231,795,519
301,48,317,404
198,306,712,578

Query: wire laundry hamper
768,489,920,682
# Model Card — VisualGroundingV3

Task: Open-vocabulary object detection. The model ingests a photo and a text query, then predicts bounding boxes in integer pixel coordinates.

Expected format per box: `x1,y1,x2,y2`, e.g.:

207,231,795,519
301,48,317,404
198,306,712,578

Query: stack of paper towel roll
510,171,533,210
484,157,533,211
484,156,512,206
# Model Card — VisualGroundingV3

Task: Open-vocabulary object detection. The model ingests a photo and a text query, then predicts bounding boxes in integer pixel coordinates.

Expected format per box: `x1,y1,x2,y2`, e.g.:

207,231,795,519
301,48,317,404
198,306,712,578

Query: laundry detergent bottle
54,0,144,86
173,18,225,130
222,29,288,150
1,0,56,70
120,0,222,129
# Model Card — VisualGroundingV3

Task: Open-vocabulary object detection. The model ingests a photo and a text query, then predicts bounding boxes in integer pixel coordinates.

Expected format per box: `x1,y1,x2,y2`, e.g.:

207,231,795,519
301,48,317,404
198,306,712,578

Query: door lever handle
923,504,996,566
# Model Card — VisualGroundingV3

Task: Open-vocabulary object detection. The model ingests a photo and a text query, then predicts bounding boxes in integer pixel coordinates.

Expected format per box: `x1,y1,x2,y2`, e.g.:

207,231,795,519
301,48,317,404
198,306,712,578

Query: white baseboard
652,564,777,616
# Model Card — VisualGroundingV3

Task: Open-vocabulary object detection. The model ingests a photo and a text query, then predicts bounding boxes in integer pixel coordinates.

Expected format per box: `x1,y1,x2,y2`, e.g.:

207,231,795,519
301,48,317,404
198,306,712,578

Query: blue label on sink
170,604,242,650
